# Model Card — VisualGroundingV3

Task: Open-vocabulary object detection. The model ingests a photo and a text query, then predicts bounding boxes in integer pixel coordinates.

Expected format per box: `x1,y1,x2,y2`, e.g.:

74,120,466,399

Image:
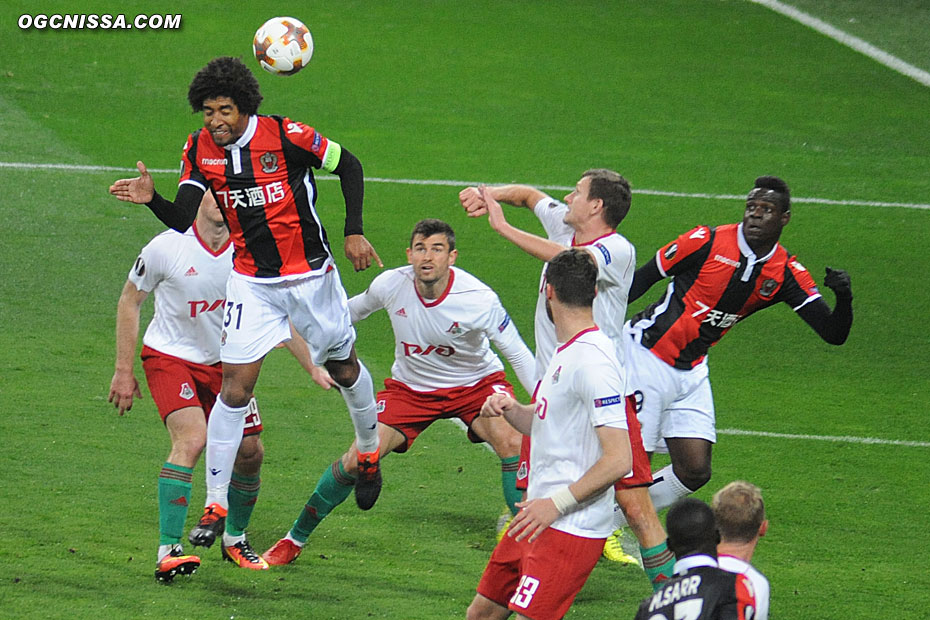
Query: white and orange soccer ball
252,16,314,76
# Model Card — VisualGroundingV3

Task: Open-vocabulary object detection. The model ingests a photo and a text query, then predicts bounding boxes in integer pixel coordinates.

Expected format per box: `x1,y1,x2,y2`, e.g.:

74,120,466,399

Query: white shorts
623,324,716,452
221,269,356,365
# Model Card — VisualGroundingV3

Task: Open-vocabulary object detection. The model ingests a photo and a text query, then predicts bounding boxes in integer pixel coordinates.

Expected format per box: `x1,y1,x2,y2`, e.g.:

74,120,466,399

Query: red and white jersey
531,196,636,381
179,114,341,281
529,327,629,538
349,266,535,393
127,223,232,365
719,555,770,620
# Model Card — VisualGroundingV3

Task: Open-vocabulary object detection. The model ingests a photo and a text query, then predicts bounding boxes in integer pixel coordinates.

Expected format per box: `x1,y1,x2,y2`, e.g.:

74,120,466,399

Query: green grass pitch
1,2,928,618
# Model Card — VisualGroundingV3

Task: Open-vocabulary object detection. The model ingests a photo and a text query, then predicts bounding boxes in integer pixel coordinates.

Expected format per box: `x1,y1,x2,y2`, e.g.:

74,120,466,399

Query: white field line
449,417,930,450
750,0,930,88
2,161,929,211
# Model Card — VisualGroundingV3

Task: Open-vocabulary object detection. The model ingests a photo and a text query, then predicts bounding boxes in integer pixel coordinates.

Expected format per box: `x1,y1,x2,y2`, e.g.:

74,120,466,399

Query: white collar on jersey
673,553,719,576
736,223,778,282
225,115,258,150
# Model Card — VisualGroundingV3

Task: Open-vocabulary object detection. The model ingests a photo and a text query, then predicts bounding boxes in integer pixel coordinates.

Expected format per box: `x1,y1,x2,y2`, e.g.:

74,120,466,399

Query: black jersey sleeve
144,185,203,232
796,294,853,345
332,147,364,236
628,257,664,303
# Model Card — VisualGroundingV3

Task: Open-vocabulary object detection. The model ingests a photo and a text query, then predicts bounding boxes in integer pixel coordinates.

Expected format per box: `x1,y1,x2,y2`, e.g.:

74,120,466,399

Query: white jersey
528,327,629,538
348,266,535,393
531,196,636,381
128,224,232,365
719,555,770,620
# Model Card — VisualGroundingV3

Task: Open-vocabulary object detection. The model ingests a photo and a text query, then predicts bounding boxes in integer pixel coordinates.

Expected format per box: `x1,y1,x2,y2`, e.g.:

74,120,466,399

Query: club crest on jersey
260,152,279,173
447,321,463,335
664,243,678,260
759,278,778,297
376,399,386,414
179,382,195,400
551,365,562,384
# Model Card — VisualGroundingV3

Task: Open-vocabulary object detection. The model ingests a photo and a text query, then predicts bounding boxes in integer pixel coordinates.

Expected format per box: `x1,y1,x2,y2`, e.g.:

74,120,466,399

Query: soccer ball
253,16,314,76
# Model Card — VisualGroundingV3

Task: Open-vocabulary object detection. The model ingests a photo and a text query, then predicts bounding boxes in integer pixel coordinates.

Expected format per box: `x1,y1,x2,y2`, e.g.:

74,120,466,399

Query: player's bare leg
648,437,713,511
614,486,675,587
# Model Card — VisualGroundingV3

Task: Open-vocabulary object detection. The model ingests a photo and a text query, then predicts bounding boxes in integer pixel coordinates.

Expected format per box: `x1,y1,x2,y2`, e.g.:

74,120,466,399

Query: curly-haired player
110,56,384,571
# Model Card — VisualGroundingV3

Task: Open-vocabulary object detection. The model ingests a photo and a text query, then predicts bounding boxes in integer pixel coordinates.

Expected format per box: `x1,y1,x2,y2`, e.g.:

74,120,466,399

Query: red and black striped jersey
178,114,343,279
630,223,821,369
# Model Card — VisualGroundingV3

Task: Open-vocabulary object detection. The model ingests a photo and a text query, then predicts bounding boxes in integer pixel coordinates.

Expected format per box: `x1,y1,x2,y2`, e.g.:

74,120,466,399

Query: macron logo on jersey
594,243,611,265
593,394,623,408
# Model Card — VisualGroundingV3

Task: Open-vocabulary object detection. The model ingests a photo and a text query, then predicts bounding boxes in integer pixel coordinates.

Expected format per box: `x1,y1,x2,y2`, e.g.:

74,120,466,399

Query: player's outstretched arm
458,184,548,217
797,267,853,345
108,280,148,415
109,161,155,204
478,186,566,262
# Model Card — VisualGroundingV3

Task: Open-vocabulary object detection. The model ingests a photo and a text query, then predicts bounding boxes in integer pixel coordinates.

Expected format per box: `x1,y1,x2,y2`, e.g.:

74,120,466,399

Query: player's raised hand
345,234,384,272
108,370,143,415
109,161,155,204
458,186,488,217
824,266,852,298
478,185,509,233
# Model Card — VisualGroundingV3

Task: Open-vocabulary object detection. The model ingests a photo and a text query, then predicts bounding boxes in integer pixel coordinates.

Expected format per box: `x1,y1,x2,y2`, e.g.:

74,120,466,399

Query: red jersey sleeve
778,255,822,310
279,117,342,173
656,225,714,277
178,133,208,189
735,573,757,620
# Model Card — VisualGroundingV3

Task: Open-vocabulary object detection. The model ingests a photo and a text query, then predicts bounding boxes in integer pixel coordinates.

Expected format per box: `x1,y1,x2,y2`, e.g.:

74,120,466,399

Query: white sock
648,464,694,511
157,543,180,563
223,532,246,547
338,361,379,453
612,501,629,529
205,396,247,509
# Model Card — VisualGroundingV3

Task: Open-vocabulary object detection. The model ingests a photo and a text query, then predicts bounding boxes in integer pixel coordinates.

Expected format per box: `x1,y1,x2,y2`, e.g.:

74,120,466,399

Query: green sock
641,540,676,590
226,472,261,537
500,456,521,515
291,461,355,543
158,463,193,546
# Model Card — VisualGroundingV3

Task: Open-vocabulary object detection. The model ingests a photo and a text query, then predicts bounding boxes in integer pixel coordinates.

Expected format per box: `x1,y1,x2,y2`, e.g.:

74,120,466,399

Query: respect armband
549,486,578,515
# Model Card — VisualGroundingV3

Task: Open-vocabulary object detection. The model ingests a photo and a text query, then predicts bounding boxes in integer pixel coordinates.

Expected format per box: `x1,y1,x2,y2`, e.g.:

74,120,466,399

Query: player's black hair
546,248,597,308
666,497,720,559
187,56,263,115
410,218,455,251
751,175,791,213
582,168,632,228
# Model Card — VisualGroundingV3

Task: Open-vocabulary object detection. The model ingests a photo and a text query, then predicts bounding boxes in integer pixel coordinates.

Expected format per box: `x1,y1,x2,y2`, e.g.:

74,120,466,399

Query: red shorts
476,526,604,620
515,394,651,492
141,346,263,435
377,371,513,453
